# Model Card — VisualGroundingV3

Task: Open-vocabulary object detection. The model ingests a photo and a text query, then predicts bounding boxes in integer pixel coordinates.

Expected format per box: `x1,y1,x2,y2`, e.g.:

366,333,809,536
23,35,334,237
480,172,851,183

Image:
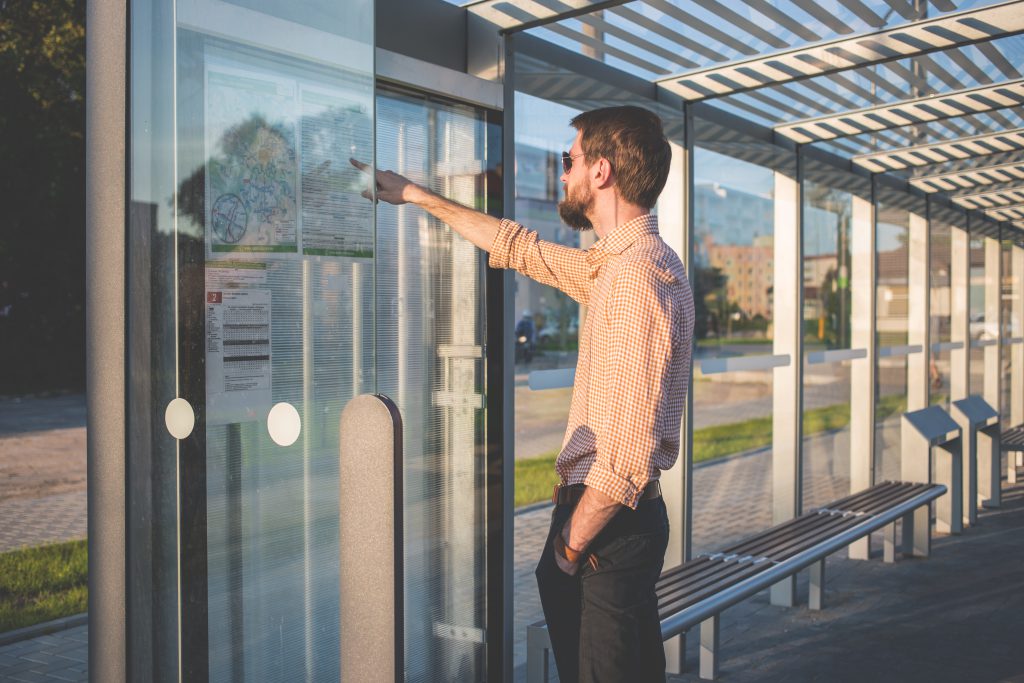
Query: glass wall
691,138,780,552
970,235,987,396
129,2,498,679
929,207,958,408
801,164,854,510
1001,236,1014,420
874,194,910,482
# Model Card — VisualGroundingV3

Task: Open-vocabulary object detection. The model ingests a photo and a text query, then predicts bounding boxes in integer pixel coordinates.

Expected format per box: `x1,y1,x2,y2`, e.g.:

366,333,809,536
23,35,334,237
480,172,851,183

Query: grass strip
0,539,88,633
515,395,911,508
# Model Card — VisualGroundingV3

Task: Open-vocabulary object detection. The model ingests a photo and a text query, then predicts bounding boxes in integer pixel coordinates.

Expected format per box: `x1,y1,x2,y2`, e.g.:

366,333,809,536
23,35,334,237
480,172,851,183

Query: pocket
582,526,669,578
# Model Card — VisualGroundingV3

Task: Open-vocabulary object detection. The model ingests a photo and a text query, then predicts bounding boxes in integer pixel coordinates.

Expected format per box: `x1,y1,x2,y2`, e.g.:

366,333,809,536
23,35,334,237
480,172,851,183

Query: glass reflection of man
354,105,695,683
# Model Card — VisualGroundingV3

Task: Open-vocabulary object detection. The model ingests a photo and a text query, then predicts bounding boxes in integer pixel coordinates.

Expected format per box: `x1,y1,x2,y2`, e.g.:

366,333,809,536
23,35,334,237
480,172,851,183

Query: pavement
3,392,1023,682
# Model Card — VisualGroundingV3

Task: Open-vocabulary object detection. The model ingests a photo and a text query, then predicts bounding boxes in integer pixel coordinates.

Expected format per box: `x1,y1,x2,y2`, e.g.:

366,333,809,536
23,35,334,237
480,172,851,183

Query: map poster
205,62,299,254
299,87,374,258
206,288,273,426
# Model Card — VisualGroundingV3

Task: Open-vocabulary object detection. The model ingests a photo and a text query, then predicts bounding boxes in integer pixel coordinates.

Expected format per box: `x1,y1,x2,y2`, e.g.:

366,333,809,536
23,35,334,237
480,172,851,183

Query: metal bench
526,481,946,681
1001,425,1024,485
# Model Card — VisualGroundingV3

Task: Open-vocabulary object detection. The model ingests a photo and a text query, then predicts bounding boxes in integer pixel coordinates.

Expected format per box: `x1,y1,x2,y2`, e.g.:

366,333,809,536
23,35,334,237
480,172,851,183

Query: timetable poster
205,60,299,255
299,86,374,258
206,288,273,425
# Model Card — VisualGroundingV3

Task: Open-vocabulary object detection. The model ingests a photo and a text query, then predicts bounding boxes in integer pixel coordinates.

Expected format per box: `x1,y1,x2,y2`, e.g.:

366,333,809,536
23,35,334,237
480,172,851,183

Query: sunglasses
561,151,585,174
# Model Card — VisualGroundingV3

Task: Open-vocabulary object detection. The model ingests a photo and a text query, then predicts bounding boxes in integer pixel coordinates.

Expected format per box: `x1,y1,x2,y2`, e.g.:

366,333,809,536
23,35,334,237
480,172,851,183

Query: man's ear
592,157,614,189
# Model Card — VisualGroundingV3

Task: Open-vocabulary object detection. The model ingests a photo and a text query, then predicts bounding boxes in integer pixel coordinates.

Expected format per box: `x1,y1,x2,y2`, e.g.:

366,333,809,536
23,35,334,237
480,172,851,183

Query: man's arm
351,158,500,252
554,487,623,575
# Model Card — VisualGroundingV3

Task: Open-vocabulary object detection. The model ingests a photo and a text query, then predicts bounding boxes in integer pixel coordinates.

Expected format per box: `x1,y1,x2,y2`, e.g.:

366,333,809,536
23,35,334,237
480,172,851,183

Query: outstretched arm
351,158,501,253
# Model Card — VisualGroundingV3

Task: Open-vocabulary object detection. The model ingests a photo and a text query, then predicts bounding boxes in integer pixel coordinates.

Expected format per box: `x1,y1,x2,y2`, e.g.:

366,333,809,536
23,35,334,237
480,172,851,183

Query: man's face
558,133,594,232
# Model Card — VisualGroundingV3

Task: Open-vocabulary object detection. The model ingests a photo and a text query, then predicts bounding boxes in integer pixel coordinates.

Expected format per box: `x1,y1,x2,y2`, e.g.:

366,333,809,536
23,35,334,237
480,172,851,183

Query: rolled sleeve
487,218,520,270
486,218,593,305
583,462,643,509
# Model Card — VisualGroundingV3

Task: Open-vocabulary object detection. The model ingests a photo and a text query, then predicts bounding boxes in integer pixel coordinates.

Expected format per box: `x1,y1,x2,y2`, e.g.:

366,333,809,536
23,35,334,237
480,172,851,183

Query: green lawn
0,539,88,632
515,397,901,508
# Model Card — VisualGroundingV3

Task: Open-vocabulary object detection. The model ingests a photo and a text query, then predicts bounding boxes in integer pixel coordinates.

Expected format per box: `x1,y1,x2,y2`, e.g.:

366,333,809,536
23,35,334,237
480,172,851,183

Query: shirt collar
585,214,658,273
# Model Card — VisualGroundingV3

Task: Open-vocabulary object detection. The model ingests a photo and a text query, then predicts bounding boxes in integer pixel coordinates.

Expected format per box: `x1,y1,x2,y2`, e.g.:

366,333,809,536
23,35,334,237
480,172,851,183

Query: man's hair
570,105,671,210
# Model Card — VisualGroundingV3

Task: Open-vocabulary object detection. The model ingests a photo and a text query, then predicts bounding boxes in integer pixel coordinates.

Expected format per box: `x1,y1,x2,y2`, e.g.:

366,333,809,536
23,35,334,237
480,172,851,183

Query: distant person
515,310,537,362
354,104,695,682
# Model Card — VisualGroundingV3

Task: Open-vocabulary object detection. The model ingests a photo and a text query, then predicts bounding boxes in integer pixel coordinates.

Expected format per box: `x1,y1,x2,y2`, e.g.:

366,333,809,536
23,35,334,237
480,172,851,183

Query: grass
515,395,908,508
0,539,88,633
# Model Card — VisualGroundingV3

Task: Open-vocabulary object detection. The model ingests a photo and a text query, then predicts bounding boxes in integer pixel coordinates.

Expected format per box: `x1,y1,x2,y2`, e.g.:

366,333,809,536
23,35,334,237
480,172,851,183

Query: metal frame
912,160,1024,194
86,0,127,679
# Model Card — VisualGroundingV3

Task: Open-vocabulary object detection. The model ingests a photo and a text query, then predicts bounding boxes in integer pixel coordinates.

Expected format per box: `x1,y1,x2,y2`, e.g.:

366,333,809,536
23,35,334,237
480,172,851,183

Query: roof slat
655,1,1024,101
776,79,1024,144
854,128,1024,172
611,5,729,63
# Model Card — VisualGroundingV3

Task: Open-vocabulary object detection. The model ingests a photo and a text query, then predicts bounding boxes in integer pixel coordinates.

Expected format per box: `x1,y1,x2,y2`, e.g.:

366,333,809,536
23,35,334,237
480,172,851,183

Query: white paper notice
206,288,272,425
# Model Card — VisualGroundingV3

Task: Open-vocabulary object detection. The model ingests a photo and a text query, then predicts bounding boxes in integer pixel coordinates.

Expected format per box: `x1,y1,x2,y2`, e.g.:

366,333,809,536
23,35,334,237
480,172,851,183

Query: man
354,105,694,682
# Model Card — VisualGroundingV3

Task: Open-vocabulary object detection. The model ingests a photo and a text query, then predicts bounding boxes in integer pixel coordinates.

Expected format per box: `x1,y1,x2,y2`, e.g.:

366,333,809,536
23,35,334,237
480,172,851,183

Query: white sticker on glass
165,398,195,440
267,402,301,447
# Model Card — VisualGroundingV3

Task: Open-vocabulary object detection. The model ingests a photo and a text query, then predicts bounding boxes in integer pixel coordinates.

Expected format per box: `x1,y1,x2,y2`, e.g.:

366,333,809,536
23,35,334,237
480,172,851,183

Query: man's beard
558,182,594,231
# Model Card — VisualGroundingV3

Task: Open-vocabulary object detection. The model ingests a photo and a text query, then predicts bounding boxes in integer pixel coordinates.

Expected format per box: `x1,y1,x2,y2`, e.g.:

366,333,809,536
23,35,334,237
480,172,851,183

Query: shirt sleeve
488,218,593,305
584,262,675,508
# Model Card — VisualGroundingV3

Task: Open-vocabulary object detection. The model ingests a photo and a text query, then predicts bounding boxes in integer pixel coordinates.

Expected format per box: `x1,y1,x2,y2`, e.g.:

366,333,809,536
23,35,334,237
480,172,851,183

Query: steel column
951,222,971,401
770,153,803,604
849,179,877,560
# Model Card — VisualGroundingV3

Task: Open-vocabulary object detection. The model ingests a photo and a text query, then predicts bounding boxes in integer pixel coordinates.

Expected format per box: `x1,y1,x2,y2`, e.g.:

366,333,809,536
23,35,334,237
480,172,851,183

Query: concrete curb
0,613,88,647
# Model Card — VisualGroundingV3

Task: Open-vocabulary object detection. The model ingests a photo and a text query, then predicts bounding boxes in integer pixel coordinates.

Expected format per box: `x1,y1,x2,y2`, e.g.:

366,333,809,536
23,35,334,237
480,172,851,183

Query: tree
0,0,86,393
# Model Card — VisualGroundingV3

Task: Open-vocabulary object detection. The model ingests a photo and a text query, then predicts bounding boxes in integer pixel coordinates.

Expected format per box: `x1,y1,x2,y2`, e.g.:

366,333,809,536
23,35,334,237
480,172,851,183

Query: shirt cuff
487,218,521,270
583,463,644,509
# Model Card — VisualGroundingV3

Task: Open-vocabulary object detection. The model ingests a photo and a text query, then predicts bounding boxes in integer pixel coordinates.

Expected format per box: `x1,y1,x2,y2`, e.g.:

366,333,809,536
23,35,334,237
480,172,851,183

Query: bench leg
902,508,930,558
769,576,796,607
809,559,825,610
848,535,871,561
699,615,719,680
665,633,686,675
884,521,896,564
526,623,551,683
1010,452,1019,485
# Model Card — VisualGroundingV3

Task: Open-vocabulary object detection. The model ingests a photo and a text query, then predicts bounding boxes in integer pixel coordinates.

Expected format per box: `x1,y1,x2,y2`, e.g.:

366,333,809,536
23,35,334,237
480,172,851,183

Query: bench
526,481,946,681
1001,425,1024,485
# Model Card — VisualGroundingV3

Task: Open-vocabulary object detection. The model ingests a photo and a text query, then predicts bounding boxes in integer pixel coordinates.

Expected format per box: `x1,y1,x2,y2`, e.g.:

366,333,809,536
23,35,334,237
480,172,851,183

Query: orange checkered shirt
490,214,695,509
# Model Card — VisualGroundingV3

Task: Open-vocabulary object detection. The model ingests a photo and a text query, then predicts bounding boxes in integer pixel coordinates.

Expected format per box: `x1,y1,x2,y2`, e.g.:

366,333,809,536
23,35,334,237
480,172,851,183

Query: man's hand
554,527,580,576
350,158,421,205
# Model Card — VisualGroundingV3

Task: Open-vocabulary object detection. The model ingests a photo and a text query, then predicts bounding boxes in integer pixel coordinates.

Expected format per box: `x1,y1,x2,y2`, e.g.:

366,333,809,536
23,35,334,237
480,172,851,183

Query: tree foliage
0,0,86,393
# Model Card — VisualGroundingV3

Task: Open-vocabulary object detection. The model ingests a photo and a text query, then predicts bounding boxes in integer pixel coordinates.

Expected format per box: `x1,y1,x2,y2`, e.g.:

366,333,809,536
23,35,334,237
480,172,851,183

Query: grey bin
950,396,1001,527
901,406,963,556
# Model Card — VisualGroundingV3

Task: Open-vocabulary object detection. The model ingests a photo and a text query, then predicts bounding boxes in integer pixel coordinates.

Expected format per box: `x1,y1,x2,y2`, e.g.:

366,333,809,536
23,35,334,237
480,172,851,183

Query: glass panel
970,236,986,396
132,0,375,678
376,86,495,682
802,173,853,510
930,211,954,408
692,146,775,552
875,201,909,483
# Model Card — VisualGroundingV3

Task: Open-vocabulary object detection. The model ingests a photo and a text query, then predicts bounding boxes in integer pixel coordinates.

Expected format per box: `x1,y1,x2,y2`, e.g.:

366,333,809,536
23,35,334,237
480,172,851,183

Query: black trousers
535,495,670,683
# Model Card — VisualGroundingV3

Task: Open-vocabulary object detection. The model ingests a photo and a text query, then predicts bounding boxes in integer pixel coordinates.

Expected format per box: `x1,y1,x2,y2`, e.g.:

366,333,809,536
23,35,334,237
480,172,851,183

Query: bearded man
354,105,695,682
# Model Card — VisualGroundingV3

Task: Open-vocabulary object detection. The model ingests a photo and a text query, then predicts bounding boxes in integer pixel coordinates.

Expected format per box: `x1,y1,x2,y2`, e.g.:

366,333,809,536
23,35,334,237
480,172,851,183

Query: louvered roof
464,0,1024,237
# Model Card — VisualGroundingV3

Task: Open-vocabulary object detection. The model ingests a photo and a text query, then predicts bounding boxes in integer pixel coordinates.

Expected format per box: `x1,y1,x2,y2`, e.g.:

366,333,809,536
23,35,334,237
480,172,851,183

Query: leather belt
552,480,661,506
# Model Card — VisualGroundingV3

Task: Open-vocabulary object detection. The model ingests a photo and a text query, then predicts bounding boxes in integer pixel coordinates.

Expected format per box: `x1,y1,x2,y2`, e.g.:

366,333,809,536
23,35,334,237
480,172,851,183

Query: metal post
907,207,930,411
659,107,694,673
86,0,126,679
985,235,1002,409
849,180,877,560
339,394,404,682
699,615,720,681
1012,244,1024,428
770,151,803,605
809,559,825,610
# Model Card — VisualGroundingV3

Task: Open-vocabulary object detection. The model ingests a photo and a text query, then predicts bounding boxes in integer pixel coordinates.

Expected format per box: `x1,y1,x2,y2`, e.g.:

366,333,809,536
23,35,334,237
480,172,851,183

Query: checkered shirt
490,214,695,508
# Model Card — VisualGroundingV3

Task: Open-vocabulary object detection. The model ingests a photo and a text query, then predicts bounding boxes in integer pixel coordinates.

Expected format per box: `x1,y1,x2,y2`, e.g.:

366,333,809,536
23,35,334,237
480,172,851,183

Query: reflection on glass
875,203,909,482
691,147,775,552
930,215,953,407
970,237,986,396
802,176,853,510
1001,239,1013,419
376,88,495,682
